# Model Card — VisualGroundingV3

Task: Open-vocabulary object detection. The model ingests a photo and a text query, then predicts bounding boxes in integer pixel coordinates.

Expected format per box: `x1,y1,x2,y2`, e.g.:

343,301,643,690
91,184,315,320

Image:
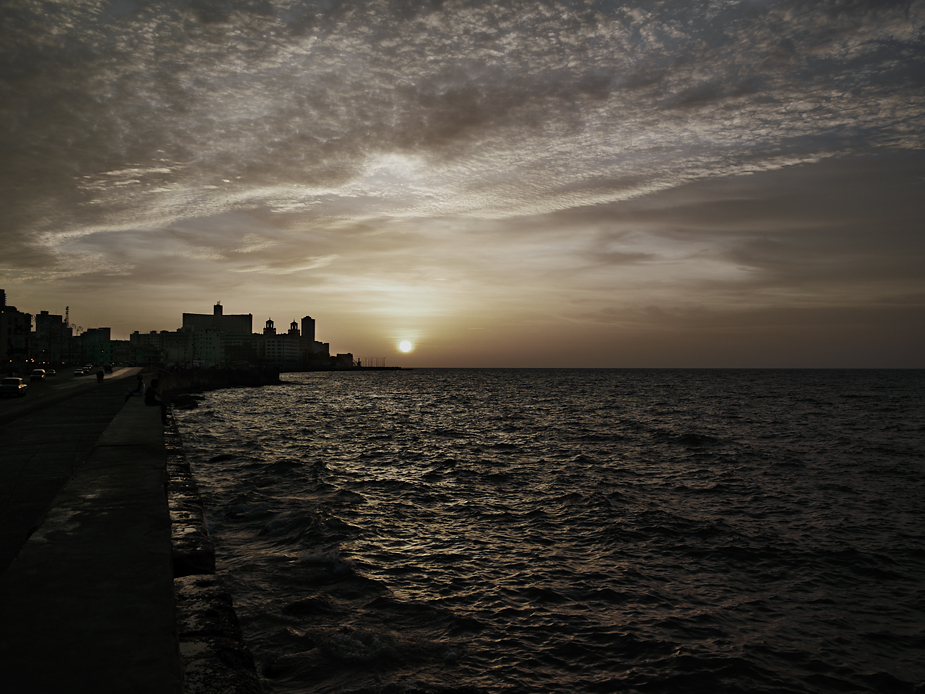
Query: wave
174,368,925,694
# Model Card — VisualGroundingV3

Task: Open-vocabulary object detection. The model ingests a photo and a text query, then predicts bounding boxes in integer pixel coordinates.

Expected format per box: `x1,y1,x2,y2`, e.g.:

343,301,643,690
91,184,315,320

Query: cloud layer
1,0,923,364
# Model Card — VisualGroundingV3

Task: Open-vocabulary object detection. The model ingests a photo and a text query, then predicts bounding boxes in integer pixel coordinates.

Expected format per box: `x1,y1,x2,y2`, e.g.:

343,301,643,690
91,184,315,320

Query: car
74,368,85,376
30,369,46,382
104,364,113,373
0,377,29,398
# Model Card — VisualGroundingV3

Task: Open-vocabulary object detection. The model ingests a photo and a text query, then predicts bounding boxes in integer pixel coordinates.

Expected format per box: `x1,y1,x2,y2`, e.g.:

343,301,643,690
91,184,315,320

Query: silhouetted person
145,378,168,425
96,368,104,383
125,373,145,402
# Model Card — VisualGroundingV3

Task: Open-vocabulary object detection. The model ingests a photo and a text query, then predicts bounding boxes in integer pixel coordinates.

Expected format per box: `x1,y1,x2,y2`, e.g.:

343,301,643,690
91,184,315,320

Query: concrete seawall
158,367,281,396
0,375,262,692
166,417,262,693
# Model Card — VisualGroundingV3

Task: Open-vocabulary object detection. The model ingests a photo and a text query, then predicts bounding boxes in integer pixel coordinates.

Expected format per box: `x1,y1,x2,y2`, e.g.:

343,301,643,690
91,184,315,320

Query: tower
300,316,315,343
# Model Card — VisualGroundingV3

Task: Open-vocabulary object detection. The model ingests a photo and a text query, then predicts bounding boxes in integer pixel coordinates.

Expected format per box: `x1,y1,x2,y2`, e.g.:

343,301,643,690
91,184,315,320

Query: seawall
166,415,263,694
158,367,281,395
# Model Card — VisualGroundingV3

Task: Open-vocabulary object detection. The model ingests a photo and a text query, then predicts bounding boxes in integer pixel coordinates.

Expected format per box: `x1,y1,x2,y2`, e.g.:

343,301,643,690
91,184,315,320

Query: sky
1,0,924,367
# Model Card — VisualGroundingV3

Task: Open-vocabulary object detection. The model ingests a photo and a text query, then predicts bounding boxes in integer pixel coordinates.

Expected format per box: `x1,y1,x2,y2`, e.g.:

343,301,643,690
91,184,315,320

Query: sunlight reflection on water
176,369,925,694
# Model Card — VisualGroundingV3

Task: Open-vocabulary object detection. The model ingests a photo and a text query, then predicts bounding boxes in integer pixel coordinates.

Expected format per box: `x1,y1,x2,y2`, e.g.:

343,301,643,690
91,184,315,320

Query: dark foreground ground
0,367,140,571
0,368,262,694
0,368,183,693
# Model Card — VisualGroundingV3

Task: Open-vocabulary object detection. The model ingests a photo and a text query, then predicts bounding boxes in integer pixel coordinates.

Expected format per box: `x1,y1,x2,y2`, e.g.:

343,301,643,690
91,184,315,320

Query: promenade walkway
0,367,141,570
0,371,184,693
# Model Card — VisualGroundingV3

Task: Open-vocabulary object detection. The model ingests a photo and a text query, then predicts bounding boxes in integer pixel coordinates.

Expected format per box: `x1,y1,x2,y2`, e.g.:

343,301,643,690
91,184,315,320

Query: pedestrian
125,373,145,402
145,378,168,425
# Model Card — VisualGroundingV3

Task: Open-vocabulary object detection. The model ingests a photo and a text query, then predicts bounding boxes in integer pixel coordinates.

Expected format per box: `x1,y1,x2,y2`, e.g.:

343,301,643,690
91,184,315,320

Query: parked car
30,369,46,382
0,377,29,397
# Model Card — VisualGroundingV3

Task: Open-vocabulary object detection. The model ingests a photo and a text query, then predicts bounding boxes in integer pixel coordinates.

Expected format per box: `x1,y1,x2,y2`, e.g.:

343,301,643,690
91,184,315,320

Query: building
33,310,72,364
111,339,138,365
182,303,252,335
301,316,315,344
300,316,328,355
162,331,193,366
130,330,166,352
260,318,303,369
334,353,355,368
1,289,33,371
180,303,259,367
263,336,301,370
120,302,342,370
82,327,113,364
224,333,261,366
191,329,223,367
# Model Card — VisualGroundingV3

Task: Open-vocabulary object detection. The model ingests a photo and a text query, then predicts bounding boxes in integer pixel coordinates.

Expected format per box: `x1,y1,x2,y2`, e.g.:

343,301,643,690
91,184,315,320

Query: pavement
0,371,184,693
0,367,142,569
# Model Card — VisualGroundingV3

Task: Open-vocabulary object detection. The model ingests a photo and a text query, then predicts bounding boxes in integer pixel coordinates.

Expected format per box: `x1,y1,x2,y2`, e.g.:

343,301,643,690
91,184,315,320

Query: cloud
2,1,924,362
4,2,923,248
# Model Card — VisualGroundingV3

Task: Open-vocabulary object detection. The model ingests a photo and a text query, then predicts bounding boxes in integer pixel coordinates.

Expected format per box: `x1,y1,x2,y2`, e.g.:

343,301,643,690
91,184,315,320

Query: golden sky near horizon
2,0,924,366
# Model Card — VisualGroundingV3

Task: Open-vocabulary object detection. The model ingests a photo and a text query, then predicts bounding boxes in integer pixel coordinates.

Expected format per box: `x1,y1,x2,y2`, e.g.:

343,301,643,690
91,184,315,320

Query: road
0,367,138,426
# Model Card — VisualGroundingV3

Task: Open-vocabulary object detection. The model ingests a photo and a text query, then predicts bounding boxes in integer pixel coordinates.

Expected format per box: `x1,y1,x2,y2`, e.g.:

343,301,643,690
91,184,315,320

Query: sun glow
399,340,413,352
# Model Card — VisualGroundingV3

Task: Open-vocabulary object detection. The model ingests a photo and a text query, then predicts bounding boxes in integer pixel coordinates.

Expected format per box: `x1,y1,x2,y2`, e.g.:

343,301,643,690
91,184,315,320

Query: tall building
82,327,112,364
182,303,252,335
178,303,255,367
34,310,71,364
299,315,326,354
301,316,315,343
0,289,32,369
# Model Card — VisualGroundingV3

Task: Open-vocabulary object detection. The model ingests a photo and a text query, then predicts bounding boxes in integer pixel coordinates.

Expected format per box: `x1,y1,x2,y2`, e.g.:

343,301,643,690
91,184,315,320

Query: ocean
174,369,925,694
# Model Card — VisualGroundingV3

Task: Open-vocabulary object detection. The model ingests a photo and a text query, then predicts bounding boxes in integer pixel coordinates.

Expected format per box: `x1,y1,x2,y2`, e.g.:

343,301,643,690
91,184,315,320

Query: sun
399,340,413,353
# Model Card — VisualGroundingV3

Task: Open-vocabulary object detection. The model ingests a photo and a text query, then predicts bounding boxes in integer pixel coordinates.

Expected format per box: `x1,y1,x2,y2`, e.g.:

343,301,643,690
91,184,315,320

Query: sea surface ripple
174,369,925,694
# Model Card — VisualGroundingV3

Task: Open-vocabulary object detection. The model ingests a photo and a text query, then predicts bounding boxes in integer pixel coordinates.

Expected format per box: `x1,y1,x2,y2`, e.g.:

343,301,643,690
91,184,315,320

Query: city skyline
2,1,924,367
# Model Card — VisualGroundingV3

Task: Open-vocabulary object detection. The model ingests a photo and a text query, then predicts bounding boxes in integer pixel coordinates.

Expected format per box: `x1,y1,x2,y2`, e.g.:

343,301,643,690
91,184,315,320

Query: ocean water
174,369,925,694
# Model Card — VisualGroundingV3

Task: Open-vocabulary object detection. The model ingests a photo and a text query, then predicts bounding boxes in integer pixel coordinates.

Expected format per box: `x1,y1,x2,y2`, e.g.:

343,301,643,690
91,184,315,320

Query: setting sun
399,340,413,353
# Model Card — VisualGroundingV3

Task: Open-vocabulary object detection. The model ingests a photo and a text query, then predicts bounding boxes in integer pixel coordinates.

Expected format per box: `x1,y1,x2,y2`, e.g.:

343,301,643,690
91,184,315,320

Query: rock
171,393,200,410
